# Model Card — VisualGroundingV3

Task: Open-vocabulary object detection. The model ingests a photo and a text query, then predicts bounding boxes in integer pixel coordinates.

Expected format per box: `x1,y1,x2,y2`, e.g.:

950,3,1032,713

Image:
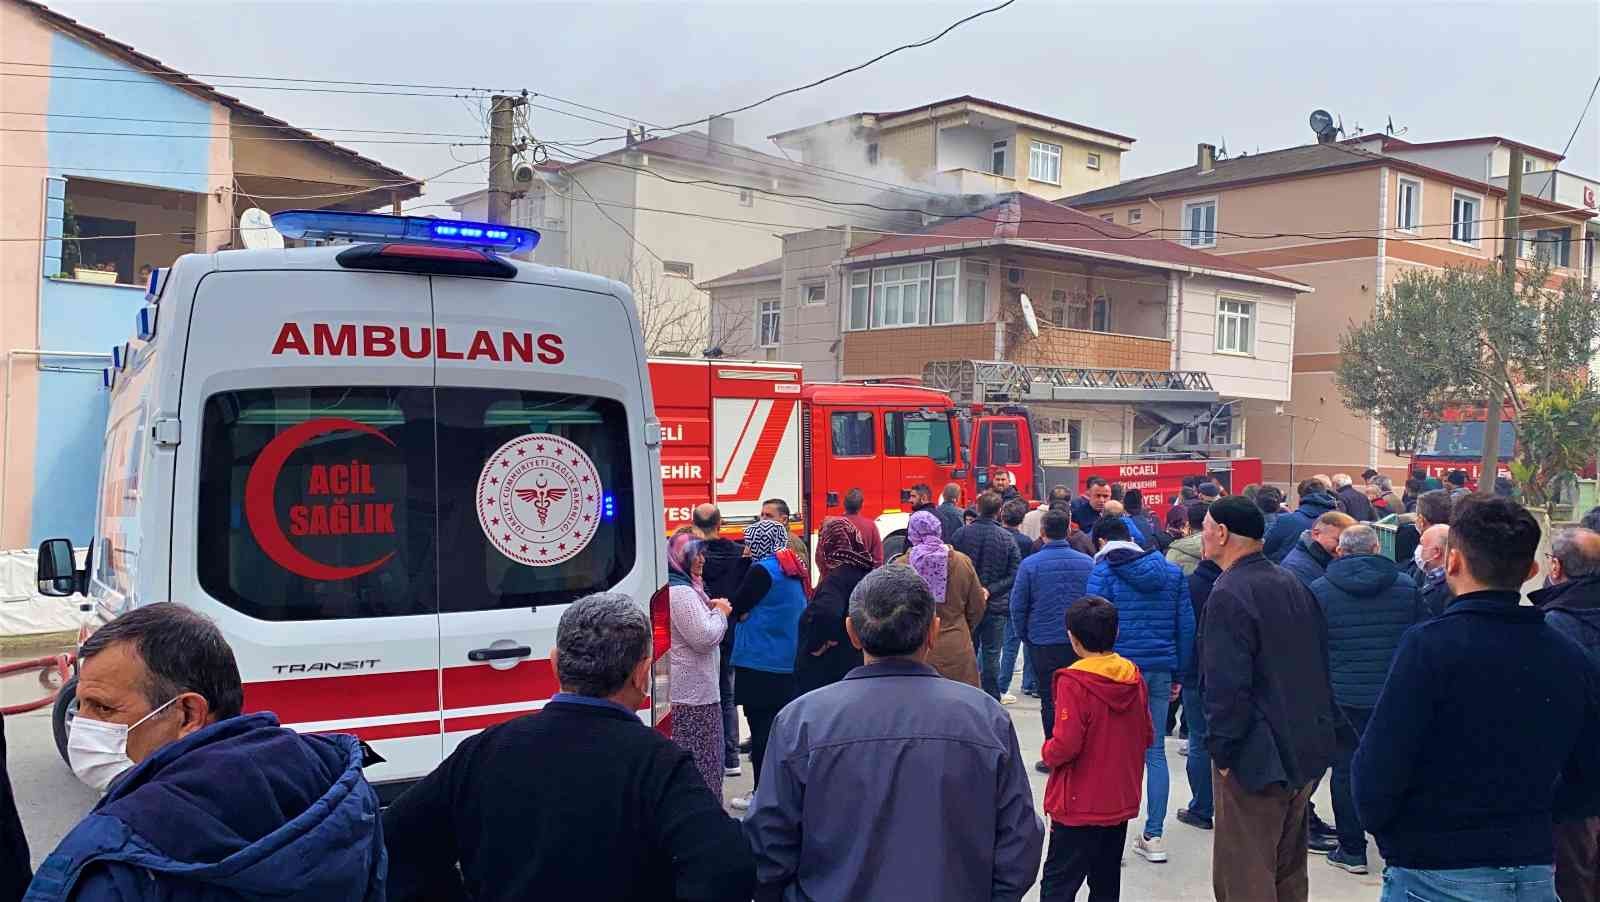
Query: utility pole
487,94,519,225
1479,146,1522,483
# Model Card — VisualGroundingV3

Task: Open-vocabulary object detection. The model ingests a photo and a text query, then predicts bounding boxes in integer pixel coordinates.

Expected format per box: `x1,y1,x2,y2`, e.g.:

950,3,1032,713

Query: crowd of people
6,469,1600,902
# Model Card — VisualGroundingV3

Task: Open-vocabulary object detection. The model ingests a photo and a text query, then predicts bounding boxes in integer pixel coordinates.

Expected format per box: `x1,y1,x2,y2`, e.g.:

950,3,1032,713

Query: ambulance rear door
171,268,443,783
431,275,651,754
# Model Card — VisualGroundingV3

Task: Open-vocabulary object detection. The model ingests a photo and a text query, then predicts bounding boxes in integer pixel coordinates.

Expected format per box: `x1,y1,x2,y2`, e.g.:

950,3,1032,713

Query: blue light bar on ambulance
144,267,164,303
270,210,539,254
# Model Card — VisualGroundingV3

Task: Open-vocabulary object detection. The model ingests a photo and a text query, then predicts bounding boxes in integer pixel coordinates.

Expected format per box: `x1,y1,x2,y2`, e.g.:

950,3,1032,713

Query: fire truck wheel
883,532,908,563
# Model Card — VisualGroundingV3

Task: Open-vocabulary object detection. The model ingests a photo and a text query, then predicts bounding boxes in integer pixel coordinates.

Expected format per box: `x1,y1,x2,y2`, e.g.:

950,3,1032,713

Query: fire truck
649,357,1261,553
1409,406,1517,489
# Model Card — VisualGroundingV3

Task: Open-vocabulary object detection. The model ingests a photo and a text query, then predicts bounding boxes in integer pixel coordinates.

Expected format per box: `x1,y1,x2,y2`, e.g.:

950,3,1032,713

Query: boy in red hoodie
1041,596,1153,901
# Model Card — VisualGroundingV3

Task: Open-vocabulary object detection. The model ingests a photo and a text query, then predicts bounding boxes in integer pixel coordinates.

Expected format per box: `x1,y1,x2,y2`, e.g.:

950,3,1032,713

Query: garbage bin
1374,513,1400,561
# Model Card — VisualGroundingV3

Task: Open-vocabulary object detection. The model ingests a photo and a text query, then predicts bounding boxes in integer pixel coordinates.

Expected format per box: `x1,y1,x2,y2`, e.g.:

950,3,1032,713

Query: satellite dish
1308,109,1336,140
1018,292,1039,338
238,207,284,250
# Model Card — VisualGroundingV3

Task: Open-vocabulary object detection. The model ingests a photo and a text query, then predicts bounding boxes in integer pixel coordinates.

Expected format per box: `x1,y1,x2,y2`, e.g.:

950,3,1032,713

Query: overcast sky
53,0,1600,216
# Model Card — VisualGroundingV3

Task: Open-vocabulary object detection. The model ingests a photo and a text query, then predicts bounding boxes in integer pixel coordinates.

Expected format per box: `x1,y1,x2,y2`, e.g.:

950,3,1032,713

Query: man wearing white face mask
24,603,385,901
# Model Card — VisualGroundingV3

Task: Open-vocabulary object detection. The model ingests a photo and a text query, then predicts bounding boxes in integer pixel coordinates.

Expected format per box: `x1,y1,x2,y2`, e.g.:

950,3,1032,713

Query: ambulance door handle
826,491,839,507
468,645,532,662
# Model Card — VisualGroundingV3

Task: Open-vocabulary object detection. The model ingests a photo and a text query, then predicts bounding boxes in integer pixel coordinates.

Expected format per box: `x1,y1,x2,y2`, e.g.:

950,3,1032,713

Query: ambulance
35,210,667,797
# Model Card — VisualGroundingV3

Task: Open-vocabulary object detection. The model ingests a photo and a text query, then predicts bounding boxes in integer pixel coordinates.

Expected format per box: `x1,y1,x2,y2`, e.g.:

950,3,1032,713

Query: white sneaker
724,765,742,777
729,793,752,811
1000,693,1018,705
1134,834,1168,863
1178,740,1189,756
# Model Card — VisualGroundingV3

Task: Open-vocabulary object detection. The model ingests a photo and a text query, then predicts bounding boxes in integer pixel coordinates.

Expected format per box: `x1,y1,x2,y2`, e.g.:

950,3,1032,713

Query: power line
0,70,486,98
542,145,1586,245
1557,72,1600,160
0,110,488,139
0,126,485,146
0,60,510,93
658,0,1017,132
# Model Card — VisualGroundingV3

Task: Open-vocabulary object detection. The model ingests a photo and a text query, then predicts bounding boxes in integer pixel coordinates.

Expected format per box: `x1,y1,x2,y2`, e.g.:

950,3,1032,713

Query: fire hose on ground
0,652,74,716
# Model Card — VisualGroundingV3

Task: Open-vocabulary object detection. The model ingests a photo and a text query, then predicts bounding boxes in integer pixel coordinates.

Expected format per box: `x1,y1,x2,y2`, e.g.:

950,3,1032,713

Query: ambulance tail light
334,243,516,278
649,584,672,736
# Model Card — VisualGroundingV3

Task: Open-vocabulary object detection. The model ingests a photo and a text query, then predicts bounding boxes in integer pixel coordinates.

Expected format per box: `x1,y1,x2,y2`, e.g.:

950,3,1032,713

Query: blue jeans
1180,683,1212,820
1142,670,1172,838
1380,865,1557,902
974,612,1008,701
998,616,1035,694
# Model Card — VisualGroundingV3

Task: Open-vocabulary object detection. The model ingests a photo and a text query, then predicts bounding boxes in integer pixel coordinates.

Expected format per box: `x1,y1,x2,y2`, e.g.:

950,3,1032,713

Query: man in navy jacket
26,603,385,902
1263,479,1340,563
1311,525,1423,875
1354,496,1600,902
1010,509,1094,768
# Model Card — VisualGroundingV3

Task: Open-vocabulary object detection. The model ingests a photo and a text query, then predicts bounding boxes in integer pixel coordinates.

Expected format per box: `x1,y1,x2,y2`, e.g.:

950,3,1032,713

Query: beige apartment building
705,192,1308,461
1064,137,1595,484
769,96,1134,200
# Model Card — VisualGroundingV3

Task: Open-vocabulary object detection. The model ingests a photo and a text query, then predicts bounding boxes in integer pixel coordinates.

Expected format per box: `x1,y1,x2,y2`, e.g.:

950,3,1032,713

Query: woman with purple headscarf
890,511,988,687
665,532,731,802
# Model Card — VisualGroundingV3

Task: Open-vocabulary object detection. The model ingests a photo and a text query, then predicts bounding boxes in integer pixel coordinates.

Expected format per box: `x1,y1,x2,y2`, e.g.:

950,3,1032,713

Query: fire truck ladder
922,360,1217,406
922,360,1237,456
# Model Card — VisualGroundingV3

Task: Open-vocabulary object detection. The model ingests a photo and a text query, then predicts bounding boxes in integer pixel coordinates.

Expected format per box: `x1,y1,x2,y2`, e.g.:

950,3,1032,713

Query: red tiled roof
846,193,1310,291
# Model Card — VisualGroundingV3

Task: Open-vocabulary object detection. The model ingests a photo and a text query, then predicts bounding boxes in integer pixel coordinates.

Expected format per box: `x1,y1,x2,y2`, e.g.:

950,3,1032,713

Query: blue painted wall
47,31,215,193
29,33,218,543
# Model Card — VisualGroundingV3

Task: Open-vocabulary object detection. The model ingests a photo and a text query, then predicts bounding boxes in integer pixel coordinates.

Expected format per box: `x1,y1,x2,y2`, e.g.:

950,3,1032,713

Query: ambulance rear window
197,386,635,621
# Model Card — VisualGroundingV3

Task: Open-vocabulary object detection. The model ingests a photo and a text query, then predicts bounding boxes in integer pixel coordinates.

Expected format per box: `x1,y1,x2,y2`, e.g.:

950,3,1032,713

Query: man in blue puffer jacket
1087,516,1195,865
26,603,384,902
1310,525,1423,875
1264,479,1340,563
1010,509,1095,770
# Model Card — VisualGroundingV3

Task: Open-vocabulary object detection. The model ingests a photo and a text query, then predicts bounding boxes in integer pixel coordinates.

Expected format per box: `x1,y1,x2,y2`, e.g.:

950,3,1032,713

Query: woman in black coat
795,518,875,694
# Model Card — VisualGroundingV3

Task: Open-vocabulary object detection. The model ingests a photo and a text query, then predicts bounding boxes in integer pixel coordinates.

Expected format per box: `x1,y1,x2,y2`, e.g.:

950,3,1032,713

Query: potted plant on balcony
55,199,83,279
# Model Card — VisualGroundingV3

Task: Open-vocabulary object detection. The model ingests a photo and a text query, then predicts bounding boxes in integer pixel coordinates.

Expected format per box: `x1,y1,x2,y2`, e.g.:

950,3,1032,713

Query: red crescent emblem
243,417,397,581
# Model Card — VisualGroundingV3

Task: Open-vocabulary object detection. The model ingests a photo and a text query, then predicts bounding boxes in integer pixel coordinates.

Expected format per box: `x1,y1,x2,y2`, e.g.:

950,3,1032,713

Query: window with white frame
991,141,1008,176
1029,141,1062,184
871,262,931,328
932,260,960,324
1086,152,1102,171
1396,178,1420,232
962,260,989,322
1451,192,1480,244
664,260,694,278
848,270,870,330
1127,208,1143,224
1183,200,1217,248
800,281,826,305
1215,298,1255,354
757,298,781,347
738,188,754,207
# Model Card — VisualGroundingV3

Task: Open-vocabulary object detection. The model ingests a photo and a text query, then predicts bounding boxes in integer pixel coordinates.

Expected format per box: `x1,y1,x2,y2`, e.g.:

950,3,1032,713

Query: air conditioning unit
1007,267,1023,286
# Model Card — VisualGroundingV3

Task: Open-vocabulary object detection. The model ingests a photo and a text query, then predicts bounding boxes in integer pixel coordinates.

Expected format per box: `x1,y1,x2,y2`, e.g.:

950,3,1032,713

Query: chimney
1197,143,1216,174
708,115,735,147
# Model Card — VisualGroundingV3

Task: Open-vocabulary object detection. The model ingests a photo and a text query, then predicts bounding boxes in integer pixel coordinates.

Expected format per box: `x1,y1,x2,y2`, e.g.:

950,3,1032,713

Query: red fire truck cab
649,358,1042,556
1409,406,1517,490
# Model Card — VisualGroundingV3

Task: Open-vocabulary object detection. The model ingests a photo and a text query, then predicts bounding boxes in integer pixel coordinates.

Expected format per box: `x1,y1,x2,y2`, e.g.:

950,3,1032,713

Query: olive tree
1337,260,1600,490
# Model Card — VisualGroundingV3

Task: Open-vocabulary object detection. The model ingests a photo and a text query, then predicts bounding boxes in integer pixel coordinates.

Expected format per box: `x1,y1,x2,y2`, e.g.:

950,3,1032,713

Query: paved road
723,687,1385,902
5,670,1384,900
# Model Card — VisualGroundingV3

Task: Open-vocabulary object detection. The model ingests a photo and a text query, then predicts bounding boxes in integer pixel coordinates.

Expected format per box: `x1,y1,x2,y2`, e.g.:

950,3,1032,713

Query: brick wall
841,324,997,379
1006,322,1170,370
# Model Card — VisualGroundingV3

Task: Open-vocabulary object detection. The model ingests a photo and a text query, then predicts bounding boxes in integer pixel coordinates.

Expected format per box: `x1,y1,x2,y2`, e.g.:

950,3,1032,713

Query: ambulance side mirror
36,538,82,597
